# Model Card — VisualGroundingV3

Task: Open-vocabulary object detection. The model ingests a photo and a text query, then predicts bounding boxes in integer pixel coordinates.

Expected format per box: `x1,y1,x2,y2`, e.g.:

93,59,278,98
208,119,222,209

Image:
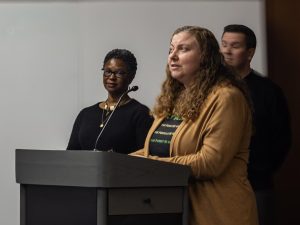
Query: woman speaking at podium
67,49,153,153
132,26,258,225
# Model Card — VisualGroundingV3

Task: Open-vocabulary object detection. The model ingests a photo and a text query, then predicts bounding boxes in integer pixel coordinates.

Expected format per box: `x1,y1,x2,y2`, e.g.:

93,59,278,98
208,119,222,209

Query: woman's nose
107,74,118,80
169,50,178,60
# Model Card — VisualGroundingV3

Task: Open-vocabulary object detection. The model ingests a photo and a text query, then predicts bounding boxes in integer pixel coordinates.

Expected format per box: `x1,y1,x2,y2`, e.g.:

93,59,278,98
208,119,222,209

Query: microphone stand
93,86,138,151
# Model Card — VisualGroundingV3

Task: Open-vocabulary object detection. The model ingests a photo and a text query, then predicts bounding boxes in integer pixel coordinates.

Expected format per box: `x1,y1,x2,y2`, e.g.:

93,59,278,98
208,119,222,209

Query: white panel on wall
0,1,265,224
0,2,79,224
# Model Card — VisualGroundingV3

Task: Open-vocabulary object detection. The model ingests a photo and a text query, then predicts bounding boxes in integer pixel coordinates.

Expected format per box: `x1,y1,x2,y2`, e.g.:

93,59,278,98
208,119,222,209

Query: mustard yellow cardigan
132,85,259,225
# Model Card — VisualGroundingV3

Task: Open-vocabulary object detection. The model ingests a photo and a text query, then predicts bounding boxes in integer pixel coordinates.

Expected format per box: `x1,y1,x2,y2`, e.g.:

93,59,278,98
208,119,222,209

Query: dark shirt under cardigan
245,70,291,190
67,99,153,153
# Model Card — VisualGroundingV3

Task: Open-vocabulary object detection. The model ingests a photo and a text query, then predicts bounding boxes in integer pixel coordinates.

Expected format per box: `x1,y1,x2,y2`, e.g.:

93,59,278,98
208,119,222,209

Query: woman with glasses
67,49,153,152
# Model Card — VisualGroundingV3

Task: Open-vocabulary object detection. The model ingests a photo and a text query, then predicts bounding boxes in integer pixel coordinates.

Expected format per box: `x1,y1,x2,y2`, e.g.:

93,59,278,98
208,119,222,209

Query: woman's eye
180,47,189,52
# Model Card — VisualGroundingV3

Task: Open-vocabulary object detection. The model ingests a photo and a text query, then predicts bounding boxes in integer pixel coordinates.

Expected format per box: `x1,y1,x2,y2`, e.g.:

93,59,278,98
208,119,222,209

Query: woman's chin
106,87,128,96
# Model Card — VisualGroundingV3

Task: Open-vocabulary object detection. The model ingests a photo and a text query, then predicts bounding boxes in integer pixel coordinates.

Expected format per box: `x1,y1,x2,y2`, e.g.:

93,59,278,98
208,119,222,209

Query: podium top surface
15,149,190,188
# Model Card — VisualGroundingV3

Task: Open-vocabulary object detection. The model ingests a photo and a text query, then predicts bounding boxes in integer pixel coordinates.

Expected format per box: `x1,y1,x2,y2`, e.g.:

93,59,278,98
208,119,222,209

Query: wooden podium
15,149,190,225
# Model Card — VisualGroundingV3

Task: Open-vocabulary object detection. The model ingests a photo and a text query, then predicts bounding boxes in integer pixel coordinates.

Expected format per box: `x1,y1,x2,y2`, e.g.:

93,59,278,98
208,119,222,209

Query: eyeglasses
102,69,127,78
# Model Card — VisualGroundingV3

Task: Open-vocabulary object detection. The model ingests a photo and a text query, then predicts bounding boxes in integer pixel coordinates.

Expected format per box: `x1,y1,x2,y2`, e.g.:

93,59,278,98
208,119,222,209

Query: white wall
0,1,265,224
79,0,267,107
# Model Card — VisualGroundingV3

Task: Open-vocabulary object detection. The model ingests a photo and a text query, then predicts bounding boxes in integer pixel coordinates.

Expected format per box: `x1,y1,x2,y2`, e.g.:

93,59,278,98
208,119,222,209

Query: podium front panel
22,185,98,225
16,149,190,225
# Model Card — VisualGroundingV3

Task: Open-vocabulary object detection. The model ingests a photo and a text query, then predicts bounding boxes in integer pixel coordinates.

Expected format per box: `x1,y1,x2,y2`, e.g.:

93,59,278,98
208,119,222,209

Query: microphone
129,85,139,92
93,85,139,151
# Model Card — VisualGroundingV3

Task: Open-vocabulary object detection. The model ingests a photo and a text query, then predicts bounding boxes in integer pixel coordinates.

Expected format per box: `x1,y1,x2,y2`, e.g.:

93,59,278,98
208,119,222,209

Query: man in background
220,24,292,225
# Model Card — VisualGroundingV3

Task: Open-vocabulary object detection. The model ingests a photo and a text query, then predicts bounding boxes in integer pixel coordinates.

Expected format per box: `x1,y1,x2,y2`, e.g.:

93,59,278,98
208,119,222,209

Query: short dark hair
103,49,137,79
223,24,257,49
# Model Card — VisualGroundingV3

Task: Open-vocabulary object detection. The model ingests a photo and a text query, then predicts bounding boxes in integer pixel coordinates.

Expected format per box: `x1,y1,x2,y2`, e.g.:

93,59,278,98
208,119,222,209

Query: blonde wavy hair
153,26,251,121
